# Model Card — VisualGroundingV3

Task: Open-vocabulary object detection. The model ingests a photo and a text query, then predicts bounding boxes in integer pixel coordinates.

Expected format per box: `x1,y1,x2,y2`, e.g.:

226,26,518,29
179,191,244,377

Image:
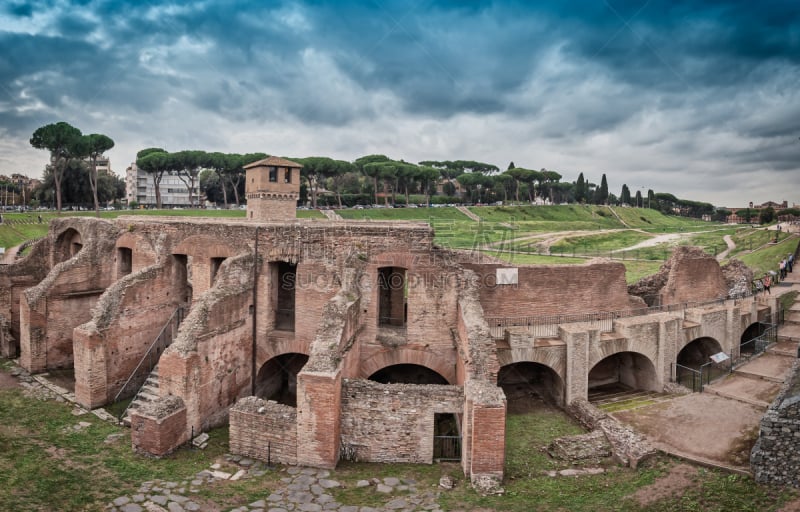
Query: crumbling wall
20,219,120,372
567,398,656,468
752,361,800,486
463,260,642,318
629,246,728,306
229,396,297,465
158,253,255,442
130,395,188,457
0,237,51,351
721,259,754,297
339,379,463,463
72,259,184,409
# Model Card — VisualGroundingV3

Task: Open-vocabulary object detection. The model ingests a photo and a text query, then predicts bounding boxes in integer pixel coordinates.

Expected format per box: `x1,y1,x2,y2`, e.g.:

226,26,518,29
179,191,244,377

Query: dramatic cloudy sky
1,0,799,207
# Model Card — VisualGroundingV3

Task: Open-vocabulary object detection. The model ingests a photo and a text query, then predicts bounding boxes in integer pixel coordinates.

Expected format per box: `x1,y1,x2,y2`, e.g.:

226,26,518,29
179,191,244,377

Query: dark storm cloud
0,0,798,204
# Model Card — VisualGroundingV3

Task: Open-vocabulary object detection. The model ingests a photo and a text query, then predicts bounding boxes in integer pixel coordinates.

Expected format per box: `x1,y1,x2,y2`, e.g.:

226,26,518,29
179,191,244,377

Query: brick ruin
0,166,780,489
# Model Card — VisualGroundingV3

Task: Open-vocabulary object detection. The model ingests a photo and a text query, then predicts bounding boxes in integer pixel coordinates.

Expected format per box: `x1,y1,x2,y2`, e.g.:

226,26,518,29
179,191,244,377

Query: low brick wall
130,395,187,457
752,360,800,486
229,396,297,465
340,379,464,464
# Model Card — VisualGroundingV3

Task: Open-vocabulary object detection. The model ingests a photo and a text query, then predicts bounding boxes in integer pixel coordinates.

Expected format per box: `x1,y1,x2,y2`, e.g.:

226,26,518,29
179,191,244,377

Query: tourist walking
764,275,771,294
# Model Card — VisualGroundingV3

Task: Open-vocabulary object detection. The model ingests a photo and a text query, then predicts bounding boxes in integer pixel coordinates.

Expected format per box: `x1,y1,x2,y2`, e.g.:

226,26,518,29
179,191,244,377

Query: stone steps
122,367,160,427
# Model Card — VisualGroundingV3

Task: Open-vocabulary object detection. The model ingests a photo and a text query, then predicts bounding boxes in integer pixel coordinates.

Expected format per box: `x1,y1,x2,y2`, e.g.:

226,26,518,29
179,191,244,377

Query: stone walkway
105,460,444,512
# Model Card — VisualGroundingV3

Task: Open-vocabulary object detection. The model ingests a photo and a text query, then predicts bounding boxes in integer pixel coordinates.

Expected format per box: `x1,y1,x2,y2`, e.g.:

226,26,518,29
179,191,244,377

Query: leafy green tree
493,173,514,203
575,173,586,204
597,174,609,205
356,155,393,205
30,121,83,213
759,206,776,224
170,150,204,207
136,148,169,208
416,166,440,206
620,184,631,205
74,133,115,215
635,190,643,208
541,170,562,203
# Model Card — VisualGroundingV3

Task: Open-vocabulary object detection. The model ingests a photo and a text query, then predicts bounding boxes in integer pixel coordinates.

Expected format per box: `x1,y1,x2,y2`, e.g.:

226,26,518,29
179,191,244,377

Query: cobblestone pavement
105,459,444,512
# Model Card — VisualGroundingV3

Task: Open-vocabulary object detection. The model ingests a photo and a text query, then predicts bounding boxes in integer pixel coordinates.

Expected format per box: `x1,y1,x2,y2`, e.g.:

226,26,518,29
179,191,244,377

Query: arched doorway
740,322,769,356
368,364,447,384
678,337,723,369
55,228,82,262
254,353,308,407
588,352,658,399
498,362,564,411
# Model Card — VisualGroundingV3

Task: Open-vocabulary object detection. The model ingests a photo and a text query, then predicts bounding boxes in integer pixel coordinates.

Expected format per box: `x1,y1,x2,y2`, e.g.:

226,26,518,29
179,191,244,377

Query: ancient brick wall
661,253,728,305
130,396,188,457
462,261,636,317
752,361,800,486
296,370,342,468
229,397,297,465
20,219,119,372
339,379,464,463
0,237,51,351
73,261,185,408
158,254,255,440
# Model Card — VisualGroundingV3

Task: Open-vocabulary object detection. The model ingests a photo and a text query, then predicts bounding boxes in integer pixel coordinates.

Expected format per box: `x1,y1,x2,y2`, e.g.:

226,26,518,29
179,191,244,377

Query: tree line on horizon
30,121,788,222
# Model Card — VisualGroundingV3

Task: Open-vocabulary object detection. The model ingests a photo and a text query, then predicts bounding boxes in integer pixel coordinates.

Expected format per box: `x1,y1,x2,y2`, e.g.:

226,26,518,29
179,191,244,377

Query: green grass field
0,367,796,512
0,205,792,287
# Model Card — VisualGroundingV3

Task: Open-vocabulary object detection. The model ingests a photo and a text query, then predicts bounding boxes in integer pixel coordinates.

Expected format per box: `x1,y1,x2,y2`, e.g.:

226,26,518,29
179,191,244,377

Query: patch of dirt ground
628,463,699,507
612,393,764,467
0,369,20,390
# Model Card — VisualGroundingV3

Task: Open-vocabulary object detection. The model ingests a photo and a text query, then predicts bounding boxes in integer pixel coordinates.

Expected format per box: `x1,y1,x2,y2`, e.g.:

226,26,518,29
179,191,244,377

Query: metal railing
113,305,186,419
486,294,755,340
671,322,777,393
433,435,462,461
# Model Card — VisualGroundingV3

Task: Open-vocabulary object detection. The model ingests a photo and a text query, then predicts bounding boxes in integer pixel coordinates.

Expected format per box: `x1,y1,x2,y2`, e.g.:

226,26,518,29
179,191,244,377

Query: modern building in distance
125,162,200,208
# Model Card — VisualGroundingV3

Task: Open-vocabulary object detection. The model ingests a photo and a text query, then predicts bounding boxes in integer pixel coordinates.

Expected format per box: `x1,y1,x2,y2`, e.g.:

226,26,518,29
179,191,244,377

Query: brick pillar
296,370,342,469
19,297,47,373
464,380,506,487
73,325,107,409
563,324,590,404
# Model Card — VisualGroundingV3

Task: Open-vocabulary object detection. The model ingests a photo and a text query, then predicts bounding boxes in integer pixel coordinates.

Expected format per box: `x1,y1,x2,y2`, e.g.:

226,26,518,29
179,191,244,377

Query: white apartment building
125,163,200,208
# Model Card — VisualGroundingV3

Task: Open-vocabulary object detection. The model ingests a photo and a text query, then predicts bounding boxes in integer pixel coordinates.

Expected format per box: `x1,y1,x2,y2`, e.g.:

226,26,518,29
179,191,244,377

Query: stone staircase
121,366,160,427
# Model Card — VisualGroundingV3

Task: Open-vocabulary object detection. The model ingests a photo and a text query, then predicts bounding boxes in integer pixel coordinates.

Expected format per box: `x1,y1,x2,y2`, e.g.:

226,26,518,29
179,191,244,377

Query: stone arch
677,336,722,370
368,364,448,384
740,321,768,354
255,352,309,407
588,351,659,392
256,338,309,371
54,227,83,262
588,338,657,372
498,361,565,408
359,348,456,384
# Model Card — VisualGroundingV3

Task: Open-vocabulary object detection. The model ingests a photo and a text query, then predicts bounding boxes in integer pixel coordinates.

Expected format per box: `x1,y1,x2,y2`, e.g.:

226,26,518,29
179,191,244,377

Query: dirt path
0,244,21,264
716,234,736,261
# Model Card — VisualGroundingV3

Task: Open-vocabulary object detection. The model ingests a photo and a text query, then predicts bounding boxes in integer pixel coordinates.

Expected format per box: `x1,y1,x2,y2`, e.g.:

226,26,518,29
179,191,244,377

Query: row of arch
255,324,768,407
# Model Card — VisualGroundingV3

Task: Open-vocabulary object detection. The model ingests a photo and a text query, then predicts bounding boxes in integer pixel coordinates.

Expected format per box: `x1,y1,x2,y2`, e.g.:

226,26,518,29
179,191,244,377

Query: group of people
780,253,794,279
754,252,795,295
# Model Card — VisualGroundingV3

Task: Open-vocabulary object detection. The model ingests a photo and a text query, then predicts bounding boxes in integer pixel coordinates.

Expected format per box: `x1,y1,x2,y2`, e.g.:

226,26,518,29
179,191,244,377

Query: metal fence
433,435,462,461
486,294,741,340
671,322,777,393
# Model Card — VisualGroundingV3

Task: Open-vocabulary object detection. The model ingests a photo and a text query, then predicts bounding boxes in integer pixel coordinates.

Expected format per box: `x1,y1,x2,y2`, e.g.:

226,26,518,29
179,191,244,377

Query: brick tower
244,156,302,221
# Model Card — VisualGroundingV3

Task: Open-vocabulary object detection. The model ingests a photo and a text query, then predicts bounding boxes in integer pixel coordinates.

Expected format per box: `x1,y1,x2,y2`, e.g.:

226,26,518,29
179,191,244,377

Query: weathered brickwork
752,361,800,486
229,396,297,465
463,261,643,317
130,395,188,457
0,211,779,488
339,379,464,463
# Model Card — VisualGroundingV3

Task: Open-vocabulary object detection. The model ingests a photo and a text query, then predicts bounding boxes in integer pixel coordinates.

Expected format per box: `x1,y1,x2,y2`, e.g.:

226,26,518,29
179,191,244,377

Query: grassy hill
0,205,793,285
